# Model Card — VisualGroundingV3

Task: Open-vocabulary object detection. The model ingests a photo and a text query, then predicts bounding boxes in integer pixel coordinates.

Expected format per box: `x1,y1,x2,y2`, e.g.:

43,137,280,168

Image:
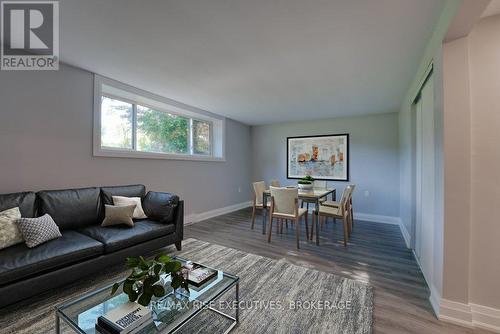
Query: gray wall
250,113,400,218
0,64,252,218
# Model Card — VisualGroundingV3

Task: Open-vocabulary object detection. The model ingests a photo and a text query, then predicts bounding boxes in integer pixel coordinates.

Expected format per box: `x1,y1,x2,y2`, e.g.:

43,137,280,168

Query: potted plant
111,254,189,307
298,175,315,190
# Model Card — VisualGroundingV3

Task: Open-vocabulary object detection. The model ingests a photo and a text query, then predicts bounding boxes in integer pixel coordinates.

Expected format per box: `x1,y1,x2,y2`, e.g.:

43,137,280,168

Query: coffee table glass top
56,256,239,334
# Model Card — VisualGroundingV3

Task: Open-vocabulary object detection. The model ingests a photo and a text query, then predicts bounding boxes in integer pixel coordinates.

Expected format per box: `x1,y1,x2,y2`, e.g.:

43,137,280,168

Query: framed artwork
287,134,349,181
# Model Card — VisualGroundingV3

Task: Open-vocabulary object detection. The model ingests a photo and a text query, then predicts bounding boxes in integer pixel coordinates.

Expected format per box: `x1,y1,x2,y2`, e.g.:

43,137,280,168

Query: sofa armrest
143,191,179,224
174,200,184,241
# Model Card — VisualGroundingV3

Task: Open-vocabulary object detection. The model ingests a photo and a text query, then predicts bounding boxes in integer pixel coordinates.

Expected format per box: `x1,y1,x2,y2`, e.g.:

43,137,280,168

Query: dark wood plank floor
185,208,491,334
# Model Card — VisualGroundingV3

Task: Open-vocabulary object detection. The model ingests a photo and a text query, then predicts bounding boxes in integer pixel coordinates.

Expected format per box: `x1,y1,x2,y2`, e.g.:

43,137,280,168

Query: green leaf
143,276,159,294
111,283,120,296
139,256,150,270
126,257,139,268
128,290,138,302
152,284,165,297
153,264,162,276
130,270,147,279
155,254,171,264
171,274,183,289
123,279,135,295
164,261,182,273
138,292,153,306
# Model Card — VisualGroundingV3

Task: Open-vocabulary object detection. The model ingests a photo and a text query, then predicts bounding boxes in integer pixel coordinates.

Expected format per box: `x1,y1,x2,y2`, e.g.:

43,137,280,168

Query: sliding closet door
414,75,435,282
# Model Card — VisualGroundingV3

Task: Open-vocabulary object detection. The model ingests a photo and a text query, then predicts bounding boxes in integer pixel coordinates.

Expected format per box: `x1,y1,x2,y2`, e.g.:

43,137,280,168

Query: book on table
186,264,218,287
96,301,152,334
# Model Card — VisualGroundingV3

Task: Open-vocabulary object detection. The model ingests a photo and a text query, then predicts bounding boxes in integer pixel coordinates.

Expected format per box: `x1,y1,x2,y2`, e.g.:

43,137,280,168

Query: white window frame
93,75,225,161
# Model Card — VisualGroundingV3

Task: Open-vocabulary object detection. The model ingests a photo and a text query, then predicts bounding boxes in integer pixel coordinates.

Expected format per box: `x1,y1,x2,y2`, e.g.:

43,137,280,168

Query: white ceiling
60,0,445,125
482,0,500,18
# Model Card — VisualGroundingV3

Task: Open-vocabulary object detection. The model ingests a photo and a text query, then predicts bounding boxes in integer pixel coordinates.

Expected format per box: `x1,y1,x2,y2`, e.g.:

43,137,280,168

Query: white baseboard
440,299,500,333
354,212,401,225
185,201,252,225
354,212,411,248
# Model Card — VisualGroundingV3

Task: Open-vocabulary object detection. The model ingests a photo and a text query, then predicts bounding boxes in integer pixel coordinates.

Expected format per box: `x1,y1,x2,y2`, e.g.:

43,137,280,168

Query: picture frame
287,134,349,181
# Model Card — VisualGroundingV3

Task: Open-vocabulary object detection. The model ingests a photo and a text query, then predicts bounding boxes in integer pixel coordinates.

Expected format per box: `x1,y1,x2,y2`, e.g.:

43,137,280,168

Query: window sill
93,148,226,162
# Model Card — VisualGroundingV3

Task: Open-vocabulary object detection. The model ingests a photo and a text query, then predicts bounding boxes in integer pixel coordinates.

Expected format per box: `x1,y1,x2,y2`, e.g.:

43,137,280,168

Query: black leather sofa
0,184,183,308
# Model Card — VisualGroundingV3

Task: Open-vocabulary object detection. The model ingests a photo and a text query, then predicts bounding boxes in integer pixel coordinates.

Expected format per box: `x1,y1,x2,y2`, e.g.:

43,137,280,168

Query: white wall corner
440,299,500,333
399,219,411,248
185,201,252,225
429,284,442,318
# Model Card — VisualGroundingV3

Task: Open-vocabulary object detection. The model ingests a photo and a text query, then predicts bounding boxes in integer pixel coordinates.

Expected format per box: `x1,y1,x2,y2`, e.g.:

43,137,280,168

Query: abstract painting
287,134,349,181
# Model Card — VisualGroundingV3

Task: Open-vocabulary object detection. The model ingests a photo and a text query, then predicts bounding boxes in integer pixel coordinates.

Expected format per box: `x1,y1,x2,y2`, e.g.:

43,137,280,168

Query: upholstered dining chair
322,184,355,234
311,186,352,247
251,181,268,229
270,180,281,187
268,186,308,249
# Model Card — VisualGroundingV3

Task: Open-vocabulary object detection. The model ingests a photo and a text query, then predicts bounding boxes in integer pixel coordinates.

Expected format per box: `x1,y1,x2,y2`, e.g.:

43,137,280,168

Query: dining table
261,187,336,245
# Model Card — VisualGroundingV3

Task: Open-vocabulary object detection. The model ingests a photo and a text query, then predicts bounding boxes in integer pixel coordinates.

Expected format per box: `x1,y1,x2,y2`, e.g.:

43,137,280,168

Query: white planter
298,183,313,190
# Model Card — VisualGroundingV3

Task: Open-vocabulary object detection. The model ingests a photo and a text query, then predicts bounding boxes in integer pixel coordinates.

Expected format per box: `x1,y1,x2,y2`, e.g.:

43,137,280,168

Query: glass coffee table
55,256,239,334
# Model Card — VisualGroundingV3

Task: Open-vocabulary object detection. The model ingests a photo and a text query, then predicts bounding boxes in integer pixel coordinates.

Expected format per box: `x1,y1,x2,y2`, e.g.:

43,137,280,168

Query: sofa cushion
0,230,103,285
0,192,36,218
37,187,101,230
78,219,175,253
100,185,146,205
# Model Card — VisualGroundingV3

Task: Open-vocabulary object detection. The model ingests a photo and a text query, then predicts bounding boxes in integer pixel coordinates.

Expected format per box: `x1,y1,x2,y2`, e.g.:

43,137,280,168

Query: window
94,76,224,161
192,119,211,155
100,97,133,149
136,105,190,154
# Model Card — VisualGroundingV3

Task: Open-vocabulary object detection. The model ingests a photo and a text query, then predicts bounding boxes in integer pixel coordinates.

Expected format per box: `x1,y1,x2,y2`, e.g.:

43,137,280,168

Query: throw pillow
112,196,147,219
143,191,179,223
102,204,136,227
0,207,23,250
16,214,62,248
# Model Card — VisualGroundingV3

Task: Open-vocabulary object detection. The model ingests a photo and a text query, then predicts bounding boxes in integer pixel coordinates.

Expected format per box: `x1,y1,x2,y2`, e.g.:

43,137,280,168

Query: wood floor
185,208,492,334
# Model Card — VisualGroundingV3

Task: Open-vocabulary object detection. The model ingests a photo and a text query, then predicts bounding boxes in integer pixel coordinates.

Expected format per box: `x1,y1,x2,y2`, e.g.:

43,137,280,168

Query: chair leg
304,213,309,240
267,216,273,243
343,218,348,247
350,207,354,231
280,219,284,234
347,213,352,239
310,214,315,240
251,205,256,229
276,218,280,234
286,220,288,229
295,218,300,249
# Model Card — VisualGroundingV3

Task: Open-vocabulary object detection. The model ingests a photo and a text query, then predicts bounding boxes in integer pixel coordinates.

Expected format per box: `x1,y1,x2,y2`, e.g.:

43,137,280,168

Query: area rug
0,238,373,334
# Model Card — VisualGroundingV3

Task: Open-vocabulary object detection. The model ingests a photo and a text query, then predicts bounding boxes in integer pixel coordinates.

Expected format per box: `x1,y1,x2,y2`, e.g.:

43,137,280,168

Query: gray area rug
0,238,373,334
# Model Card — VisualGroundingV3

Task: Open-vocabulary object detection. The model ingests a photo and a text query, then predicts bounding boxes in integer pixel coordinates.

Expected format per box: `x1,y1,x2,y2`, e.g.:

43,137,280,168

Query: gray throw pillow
16,214,62,248
102,204,136,227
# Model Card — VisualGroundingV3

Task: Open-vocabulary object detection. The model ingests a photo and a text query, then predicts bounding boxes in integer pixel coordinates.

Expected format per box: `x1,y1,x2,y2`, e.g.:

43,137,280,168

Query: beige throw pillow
102,204,136,227
112,196,147,219
0,207,23,250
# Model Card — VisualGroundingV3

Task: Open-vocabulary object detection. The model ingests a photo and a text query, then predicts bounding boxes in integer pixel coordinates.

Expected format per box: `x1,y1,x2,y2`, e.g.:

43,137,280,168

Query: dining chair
251,181,268,229
270,180,281,187
322,184,355,234
268,186,308,249
315,180,328,205
311,186,351,247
